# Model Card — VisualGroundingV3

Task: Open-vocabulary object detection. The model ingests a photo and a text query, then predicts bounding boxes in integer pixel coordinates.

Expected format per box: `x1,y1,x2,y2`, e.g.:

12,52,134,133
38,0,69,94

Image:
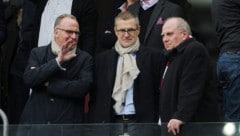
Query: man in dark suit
18,14,93,136
212,0,240,122
8,0,97,124
128,0,184,51
160,17,220,135
89,11,166,136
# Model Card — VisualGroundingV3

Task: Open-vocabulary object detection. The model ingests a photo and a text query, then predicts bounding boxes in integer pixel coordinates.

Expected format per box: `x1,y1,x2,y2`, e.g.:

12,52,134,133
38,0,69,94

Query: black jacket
89,46,166,123
212,0,240,53
160,39,220,122
20,45,93,124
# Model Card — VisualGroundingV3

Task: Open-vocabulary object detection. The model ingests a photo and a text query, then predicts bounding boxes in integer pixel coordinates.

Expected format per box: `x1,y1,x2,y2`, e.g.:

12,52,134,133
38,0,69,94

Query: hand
167,119,184,135
56,40,76,63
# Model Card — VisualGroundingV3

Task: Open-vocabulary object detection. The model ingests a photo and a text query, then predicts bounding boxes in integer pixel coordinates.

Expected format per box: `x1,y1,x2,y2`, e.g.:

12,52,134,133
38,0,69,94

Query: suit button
50,98,54,102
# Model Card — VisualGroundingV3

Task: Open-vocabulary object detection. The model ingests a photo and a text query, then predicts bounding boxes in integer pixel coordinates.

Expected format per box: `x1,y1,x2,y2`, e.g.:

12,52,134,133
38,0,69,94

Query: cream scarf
112,39,140,113
51,39,76,55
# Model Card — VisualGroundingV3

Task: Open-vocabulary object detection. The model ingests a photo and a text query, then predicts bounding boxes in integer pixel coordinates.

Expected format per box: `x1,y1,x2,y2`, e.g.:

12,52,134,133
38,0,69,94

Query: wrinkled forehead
162,20,178,33
58,18,79,28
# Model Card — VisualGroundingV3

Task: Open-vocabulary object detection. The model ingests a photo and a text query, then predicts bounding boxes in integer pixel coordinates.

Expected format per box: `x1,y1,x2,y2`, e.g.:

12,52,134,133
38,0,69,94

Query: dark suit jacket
20,45,93,124
128,0,184,50
12,0,97,76
89,46,166,123
98,0,124,49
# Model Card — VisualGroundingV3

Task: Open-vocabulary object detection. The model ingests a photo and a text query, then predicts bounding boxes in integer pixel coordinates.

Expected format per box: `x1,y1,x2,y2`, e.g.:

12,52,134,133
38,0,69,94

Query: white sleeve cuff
55,58,67,71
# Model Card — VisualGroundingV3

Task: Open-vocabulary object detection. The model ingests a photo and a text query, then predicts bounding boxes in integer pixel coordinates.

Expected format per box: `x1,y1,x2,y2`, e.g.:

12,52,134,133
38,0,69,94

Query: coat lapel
128,2,141,15
136,46,146,71
107,50,118,93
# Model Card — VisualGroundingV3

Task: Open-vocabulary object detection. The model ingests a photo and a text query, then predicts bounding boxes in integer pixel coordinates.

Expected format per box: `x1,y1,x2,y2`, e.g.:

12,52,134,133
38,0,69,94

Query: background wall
188,0,218,59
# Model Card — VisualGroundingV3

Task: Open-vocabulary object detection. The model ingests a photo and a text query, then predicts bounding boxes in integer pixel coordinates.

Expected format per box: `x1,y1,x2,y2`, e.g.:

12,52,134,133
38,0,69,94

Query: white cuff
55,58,66,71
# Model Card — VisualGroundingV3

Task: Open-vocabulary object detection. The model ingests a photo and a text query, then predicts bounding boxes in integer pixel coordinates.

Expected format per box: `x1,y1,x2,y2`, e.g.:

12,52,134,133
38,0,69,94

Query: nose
162,35,168,43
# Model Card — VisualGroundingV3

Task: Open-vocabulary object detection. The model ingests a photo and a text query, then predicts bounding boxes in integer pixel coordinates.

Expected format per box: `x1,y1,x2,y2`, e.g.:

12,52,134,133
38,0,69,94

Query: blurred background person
0,0,23,124
212,0,240,122
128,0,184,51
0,0,7,113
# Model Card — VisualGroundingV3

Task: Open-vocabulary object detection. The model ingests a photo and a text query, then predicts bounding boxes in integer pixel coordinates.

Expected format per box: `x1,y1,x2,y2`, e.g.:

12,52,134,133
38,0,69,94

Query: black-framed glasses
116,28,138,35
56,28,80,36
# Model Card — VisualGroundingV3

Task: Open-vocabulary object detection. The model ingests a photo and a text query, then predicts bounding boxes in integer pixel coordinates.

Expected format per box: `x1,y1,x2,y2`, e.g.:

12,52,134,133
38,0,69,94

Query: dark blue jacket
20,45,93,124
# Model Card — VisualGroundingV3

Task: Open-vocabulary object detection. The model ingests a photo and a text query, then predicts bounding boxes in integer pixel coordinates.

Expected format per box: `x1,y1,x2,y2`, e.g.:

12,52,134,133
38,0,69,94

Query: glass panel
0,123,239,136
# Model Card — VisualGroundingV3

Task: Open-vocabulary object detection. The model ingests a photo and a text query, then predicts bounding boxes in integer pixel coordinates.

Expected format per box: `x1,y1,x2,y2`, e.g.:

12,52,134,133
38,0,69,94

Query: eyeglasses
56,28,80,36
116,28,138,35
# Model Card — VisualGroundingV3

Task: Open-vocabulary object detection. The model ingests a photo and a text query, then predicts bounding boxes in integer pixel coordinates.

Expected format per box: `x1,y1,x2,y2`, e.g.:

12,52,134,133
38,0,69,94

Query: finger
169,127,176,136
172,127,177,136
176,125,180,134
168,123,176,136
65,54,77,60
61,40,71,49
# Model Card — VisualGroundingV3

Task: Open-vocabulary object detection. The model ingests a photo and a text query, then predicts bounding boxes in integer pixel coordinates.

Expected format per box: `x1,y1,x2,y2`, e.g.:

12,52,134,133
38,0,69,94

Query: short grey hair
54,14,77,28
114,11,140,27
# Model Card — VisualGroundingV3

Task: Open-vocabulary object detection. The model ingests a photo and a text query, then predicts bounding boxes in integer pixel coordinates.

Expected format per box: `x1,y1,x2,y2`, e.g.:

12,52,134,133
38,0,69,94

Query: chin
120,44,131,48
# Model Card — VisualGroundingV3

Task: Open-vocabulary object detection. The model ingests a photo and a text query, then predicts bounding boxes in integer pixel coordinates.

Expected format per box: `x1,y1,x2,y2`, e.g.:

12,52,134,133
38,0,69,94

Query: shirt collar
118,2,128,12
140,0,159,10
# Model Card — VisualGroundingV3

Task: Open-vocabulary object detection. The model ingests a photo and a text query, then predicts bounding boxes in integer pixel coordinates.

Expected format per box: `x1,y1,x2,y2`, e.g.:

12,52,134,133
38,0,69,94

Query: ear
114,27,118,36
181,31,188,38
54,28,58,36
136,27,140,35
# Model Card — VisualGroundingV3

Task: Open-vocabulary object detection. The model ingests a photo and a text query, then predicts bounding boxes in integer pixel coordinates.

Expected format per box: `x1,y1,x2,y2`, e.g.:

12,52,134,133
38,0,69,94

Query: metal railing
0,109,8,136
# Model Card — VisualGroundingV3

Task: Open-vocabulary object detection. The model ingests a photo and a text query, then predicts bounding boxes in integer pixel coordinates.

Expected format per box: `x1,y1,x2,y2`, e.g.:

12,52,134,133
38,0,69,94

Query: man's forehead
164,19,177,27
163,20,177,31
59,18,79,27
116,19,137,28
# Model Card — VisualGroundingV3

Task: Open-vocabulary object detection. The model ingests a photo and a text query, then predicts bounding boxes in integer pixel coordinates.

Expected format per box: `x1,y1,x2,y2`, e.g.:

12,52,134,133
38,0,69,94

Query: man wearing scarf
18,14,93,136
89,11,166,136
